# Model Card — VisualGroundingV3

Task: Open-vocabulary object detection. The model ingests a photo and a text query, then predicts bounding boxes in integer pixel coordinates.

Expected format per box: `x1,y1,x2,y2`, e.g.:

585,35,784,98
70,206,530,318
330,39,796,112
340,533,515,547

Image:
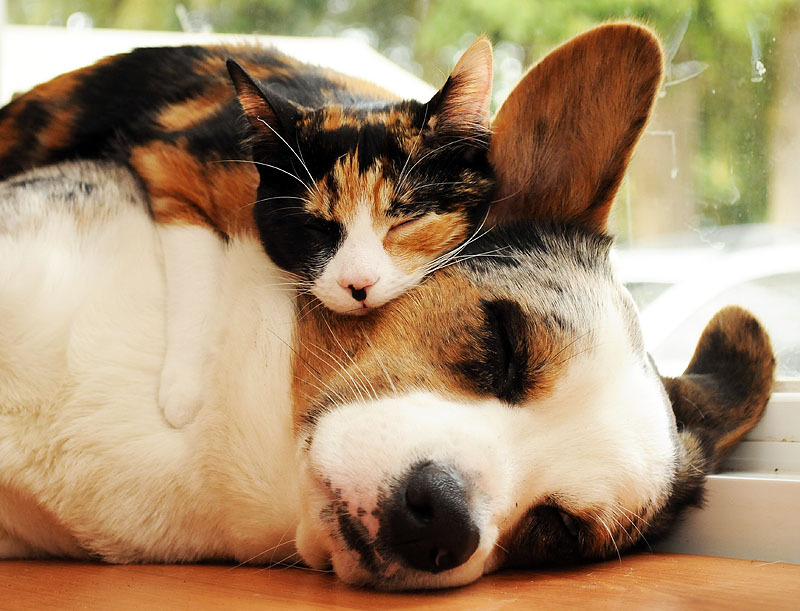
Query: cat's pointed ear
487,23,663,232
227,59,300,156
644,307,774,541
424,36,493,138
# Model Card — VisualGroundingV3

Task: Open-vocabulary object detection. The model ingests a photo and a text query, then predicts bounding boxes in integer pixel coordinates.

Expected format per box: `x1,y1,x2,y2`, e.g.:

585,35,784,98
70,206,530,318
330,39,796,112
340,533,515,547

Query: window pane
2,1,797,377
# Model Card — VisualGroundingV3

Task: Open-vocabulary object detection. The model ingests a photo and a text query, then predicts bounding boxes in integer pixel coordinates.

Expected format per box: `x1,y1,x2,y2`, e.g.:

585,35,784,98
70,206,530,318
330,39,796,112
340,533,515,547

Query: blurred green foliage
7,0,797,230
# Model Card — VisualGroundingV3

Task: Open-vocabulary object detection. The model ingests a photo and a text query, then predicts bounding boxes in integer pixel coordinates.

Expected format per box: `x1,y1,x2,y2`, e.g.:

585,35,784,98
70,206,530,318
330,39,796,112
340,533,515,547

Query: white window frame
656,382,800,563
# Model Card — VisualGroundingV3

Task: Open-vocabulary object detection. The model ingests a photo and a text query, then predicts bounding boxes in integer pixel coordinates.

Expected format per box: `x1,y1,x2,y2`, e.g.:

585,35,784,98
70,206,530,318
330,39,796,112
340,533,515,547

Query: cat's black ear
227,59,301,157
487,24,663,232
424,36,493,140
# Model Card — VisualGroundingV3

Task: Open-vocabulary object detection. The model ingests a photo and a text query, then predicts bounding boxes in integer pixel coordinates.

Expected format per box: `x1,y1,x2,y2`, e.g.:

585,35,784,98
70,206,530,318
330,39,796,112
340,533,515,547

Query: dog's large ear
647,306,775,539
488,23,663,232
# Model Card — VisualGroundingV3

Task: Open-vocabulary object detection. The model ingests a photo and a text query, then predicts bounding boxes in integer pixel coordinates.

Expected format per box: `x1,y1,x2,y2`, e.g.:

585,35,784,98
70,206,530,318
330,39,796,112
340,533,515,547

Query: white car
612,224,800,378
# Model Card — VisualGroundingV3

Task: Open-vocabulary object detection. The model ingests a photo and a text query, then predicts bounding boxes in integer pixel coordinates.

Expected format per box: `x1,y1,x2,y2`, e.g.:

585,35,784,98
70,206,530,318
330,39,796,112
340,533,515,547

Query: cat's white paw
158,366,204,428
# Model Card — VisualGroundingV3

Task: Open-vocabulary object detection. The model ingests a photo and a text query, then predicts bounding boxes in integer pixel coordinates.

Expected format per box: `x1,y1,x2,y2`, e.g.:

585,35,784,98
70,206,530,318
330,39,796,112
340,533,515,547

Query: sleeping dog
0,24,774,590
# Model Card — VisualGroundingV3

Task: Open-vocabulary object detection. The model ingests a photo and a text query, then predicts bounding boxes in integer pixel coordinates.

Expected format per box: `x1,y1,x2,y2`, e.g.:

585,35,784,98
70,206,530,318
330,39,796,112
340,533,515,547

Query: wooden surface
2,553,799,610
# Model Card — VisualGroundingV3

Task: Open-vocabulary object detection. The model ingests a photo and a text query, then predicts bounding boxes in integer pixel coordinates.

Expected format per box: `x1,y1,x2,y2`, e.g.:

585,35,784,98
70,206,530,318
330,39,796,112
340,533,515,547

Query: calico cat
0,39,495,427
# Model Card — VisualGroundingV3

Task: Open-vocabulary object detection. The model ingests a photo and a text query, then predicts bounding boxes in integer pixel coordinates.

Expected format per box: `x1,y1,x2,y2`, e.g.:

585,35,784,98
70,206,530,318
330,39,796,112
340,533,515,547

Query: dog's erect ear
227,59,302,158
488,23,663,232
424,36,493,139
647,306,775,540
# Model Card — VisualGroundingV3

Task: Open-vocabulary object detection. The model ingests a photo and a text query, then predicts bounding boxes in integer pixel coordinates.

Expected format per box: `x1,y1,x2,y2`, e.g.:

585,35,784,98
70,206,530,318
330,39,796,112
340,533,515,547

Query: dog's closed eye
457,299,531,404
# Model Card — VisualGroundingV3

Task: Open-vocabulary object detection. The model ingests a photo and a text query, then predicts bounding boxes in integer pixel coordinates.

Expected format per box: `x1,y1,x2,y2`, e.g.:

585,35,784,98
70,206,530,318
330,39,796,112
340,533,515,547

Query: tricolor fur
0,24,774,590
0,39,494,313
0,38,494,427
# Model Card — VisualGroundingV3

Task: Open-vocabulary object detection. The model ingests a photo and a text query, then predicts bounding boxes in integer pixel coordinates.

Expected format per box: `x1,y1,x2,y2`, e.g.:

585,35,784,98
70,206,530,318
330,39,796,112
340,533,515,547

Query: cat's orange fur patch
384,211,468,272
305,156,395,224
131,140,258,234
158,88,234,132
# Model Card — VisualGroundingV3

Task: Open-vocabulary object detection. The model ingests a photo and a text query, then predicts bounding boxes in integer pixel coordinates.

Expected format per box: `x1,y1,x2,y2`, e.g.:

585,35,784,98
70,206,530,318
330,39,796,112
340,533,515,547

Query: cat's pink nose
339,275,378,302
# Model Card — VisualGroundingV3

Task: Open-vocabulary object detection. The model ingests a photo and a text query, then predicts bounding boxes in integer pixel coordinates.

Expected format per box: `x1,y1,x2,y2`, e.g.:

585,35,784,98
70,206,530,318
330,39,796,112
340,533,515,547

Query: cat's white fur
157,37,493,428
1,163,301,564
0,162,677,590
157,226,225,427
311,204,422,314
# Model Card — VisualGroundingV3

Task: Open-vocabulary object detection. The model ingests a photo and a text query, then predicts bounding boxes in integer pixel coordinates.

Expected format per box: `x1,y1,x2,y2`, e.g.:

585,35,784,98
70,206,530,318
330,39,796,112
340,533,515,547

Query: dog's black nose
381,462,480,573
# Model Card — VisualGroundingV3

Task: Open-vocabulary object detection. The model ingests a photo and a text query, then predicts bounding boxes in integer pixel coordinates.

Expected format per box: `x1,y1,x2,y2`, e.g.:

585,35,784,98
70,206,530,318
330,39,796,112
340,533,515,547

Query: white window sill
656,388,800,564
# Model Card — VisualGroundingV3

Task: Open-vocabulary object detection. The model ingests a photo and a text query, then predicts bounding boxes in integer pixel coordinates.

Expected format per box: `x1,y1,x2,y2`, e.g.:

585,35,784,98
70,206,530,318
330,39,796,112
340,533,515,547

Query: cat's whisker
613,502,651,528
301,331,370,404
489,185,525,206
254,117,317,191
217,158,313,193
318,316,378,402
366,337,398,397
423,250,514,275
312,348,369,405
420,218,491,273
423,240,513,274
239,196,308,212
421,215,508,271
250,161,313,189
400,136,487,183
274,557,334,573
224,533,297,570
406,180,466,194
297,299,326,322
548,330,593,364
395,104,430,194
294,365,349,408
552,342,602,368
269,527,298,567
434,245,513,263
291,354,350,407
252,319,362,411
294,132,318,198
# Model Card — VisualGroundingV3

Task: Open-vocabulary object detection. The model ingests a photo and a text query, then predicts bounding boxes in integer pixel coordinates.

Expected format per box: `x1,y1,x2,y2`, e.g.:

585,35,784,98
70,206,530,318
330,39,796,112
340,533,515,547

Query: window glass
2,1,797,377
633,272,800,378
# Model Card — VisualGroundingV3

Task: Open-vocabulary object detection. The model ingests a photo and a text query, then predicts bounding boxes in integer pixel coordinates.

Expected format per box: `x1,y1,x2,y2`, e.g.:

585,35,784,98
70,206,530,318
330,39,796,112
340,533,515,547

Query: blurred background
1,0,798,377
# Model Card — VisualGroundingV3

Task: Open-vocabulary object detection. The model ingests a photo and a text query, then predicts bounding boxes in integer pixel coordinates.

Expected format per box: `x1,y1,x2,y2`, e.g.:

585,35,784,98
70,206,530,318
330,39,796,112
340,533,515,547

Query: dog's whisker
613,503,652,552
607,512,635,545
223,535,297,571
594,512,622,564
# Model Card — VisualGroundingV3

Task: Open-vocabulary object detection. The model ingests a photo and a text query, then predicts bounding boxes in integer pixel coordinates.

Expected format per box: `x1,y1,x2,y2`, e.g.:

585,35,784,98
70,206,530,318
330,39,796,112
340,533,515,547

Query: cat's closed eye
386,217,421,238
304,217,338,237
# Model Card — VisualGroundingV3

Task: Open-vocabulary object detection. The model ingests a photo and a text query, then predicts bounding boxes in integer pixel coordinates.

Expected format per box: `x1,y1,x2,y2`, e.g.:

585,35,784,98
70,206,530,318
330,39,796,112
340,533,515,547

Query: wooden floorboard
1,553,799,609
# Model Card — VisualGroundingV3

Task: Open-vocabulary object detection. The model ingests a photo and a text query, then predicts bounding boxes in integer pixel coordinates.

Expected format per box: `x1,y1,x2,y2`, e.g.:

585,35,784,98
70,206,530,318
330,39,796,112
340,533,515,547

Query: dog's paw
158,365,204,428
